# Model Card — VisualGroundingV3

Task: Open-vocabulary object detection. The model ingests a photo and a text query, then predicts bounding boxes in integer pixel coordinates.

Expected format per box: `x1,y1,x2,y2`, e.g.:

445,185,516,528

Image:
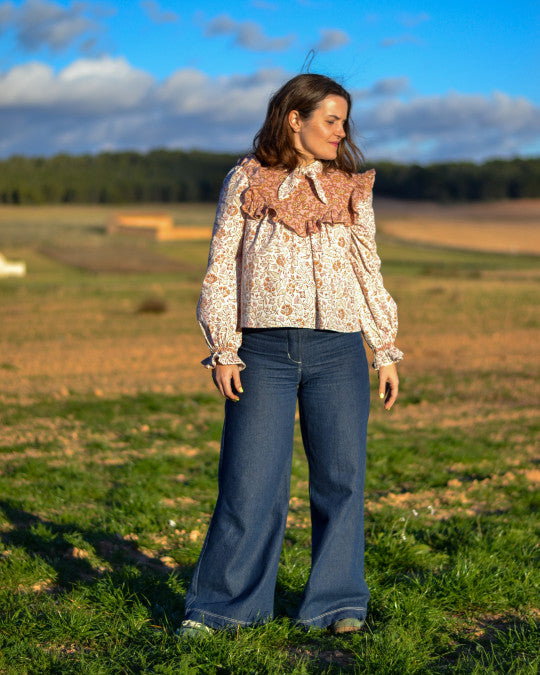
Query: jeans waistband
241,327,339,335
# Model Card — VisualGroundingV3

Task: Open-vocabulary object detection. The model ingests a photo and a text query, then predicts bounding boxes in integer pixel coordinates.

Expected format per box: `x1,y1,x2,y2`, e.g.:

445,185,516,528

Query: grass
0,202,538,673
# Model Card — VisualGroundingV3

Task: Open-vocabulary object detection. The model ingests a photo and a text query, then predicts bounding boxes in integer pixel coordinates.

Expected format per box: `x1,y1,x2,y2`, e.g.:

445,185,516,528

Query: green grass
0,203,538,672
0,387,537,673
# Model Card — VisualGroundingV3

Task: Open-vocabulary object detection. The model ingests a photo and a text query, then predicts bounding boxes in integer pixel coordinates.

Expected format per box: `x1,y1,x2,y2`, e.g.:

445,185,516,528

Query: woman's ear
288,110,302,133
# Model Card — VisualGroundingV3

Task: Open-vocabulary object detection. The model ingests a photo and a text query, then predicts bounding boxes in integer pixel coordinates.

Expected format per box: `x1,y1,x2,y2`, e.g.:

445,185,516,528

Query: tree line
0,150,538,205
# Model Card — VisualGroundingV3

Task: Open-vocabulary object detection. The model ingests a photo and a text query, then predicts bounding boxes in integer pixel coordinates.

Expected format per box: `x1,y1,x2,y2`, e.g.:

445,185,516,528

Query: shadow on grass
0,500,194,627
439,614,540,672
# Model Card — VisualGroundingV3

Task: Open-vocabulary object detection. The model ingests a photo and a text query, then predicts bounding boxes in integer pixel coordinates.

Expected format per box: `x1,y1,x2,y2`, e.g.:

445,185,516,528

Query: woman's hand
212,364,243,401
378,363,399,411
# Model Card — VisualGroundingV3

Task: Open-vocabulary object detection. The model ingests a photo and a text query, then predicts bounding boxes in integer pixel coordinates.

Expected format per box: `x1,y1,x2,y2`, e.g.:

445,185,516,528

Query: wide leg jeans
184,328,371,629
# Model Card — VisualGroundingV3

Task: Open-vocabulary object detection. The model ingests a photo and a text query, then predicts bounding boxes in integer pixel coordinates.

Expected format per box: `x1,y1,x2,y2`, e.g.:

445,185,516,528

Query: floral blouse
197,154,403,370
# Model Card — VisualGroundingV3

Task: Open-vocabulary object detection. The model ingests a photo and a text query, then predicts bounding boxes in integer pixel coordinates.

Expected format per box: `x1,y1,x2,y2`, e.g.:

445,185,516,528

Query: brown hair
252,73,364,173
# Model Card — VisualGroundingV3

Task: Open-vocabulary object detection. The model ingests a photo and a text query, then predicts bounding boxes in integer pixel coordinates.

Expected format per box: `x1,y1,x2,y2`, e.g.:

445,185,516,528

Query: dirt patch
39,242,193,274
366,467,538,520
0,333,215,405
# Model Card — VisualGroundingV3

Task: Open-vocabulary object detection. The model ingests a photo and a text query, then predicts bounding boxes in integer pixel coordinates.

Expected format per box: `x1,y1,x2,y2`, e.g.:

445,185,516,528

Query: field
0,199,538,673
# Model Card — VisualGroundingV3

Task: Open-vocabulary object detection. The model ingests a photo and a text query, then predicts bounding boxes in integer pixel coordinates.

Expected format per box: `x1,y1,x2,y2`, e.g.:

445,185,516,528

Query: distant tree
0,151,537,204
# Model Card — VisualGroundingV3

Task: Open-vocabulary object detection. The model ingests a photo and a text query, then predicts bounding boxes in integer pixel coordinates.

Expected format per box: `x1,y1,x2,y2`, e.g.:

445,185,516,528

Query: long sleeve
197,164,248,369
348,171,404,369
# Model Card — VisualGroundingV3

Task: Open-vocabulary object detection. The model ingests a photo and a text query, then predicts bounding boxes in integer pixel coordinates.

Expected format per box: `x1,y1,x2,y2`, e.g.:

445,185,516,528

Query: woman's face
289,95,348,165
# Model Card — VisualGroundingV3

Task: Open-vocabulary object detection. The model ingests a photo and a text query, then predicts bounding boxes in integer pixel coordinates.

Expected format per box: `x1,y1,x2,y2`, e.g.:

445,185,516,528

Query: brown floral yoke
240,154,376,237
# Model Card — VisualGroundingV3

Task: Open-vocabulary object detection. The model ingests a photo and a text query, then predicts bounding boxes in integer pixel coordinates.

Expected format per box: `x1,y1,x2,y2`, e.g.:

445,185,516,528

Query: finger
218,372,239,401
232,369,243,395
385,379,399,410
378,374,388,401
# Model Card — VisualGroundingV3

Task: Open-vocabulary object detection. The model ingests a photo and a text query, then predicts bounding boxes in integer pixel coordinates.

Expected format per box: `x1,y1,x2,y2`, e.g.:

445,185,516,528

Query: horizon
1,146,539,167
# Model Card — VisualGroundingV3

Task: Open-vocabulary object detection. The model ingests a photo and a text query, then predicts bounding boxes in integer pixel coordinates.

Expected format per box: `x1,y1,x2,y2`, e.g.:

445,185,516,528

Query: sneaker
176,619,213,639
330,618,365,634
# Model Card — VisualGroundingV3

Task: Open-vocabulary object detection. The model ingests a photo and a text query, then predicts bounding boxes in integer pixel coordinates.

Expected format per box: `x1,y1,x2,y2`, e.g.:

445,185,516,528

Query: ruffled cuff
372,345,404,370
201,350,246,371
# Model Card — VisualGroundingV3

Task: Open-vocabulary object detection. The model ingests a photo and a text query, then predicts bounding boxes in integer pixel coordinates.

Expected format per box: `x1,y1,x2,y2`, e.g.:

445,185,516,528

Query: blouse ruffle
240,154,375,237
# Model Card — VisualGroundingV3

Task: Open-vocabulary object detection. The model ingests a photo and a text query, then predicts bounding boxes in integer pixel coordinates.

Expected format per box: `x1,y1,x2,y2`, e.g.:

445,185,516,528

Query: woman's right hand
212,364,243,401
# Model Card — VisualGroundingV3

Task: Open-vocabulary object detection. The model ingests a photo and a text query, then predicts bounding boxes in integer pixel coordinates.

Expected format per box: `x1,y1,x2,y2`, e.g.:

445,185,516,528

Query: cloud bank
0,57,538,162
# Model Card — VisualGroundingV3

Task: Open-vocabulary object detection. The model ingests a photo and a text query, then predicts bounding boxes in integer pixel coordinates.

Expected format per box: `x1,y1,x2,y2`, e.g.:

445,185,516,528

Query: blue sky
0,0,538,162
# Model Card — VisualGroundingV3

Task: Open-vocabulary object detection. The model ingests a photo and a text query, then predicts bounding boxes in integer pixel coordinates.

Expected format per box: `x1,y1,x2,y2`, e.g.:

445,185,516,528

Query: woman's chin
315,151,338,161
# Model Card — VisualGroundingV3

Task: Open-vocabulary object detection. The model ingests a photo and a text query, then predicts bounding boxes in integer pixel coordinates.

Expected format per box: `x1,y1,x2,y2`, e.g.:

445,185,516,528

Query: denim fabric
184,328,370,629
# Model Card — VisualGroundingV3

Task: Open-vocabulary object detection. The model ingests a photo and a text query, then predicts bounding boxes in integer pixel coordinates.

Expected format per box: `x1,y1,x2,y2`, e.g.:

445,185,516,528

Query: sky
0,0,539,163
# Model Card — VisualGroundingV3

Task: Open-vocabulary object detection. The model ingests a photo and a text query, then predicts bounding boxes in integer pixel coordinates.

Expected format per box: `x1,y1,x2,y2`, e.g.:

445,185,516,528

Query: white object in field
0,253,26,277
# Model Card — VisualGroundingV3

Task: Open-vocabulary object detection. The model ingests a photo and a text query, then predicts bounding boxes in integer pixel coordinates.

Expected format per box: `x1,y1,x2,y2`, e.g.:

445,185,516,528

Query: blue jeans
184,328,370,629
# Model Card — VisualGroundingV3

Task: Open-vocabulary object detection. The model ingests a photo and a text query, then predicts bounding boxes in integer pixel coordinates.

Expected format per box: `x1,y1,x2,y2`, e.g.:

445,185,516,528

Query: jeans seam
188,609,264,626
297,606,367,624
287,329,302,364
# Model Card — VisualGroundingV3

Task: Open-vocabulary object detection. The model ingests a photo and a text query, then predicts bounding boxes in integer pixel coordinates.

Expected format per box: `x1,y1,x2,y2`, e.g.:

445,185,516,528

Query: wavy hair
252,74,364,173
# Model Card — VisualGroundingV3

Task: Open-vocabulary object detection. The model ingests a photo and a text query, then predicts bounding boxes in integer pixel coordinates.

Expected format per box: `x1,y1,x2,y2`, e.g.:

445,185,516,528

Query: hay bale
108,213,174,240
107,213,211,241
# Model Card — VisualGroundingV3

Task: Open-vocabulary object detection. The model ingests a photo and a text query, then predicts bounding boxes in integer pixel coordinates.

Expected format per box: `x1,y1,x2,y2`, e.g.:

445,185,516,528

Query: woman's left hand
378,363,399,411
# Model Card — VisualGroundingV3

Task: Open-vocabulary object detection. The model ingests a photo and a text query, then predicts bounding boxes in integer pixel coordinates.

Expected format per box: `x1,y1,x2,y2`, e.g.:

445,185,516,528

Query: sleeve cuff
201,350,246,371
372,345,404,370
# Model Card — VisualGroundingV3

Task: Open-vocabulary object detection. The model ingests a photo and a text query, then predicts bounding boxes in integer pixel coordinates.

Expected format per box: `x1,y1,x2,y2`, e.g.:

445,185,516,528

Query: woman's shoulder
320,166,375,202
335,167,376,202
219,155,258,193
220,154,265,188
229,154,288,191
234,153,263,175
351,167,376,195
327,166,375,185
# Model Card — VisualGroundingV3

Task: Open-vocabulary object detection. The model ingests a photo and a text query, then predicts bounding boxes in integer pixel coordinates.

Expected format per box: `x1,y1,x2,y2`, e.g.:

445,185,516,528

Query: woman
180,73,402,637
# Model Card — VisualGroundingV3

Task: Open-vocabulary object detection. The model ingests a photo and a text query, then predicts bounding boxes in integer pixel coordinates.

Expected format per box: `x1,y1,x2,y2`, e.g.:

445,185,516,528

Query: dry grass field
1,199,538,519
1,199,538,508
377,198,540,255
0,199,538,672
1,200,539,497
1,199,538,408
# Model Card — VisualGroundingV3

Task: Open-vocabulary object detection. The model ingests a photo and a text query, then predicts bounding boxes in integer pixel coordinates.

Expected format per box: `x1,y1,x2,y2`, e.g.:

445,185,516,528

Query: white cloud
140,1,178,24
0,2,15,29
0,60,288,156
205,13,294,51
205,13,235,35
157,67,286,123
357,91,540,162
0,57,154,112
0,0,103,52
314,28,350,52
0,58,538,162
354,77,411,100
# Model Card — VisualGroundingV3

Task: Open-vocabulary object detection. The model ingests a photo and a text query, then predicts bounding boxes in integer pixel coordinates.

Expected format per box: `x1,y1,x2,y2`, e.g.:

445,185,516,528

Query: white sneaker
176,619,213,639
